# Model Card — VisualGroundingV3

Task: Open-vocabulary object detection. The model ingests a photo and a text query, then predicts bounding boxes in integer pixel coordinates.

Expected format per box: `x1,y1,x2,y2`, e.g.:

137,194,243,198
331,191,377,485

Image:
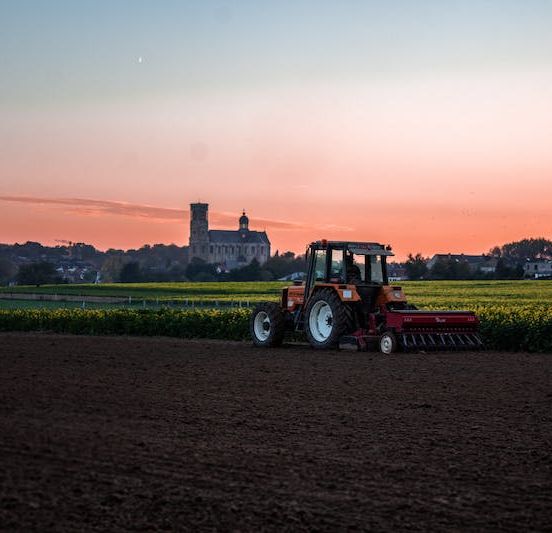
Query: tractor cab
306,240,391,287
297,240,404,315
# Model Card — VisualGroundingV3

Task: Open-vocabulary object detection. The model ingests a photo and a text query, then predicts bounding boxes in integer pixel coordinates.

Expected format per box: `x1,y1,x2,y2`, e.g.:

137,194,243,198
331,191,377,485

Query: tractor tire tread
250,302,286,347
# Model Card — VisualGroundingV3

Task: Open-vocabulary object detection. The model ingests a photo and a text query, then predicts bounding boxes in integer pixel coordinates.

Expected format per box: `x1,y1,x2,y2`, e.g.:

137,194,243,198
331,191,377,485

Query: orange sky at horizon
2,74,552,261
1,192,550,262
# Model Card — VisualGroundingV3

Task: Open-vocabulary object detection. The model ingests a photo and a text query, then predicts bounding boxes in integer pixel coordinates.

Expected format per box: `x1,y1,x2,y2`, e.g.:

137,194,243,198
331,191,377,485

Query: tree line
1,237,550,286
0,241,306,286
405,238,552,280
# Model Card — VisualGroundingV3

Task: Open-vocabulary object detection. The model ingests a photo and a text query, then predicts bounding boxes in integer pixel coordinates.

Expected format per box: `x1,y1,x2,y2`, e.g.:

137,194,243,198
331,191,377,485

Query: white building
523,260,552,279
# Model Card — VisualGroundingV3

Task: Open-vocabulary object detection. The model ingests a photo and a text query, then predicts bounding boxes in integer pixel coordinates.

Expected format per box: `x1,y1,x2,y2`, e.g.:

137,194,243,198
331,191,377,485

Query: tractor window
312,249,327,282
369,256,384,283
353,256,365,283
330,249,344,281
346,253,364,283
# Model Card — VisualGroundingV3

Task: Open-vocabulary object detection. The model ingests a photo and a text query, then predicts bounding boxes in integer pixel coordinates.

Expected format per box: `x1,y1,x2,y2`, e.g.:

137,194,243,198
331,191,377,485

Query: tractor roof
309,240,394,256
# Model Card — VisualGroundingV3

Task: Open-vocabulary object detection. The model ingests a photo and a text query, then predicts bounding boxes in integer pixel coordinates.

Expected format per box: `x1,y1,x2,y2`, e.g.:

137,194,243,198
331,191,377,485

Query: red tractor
250,240,483,353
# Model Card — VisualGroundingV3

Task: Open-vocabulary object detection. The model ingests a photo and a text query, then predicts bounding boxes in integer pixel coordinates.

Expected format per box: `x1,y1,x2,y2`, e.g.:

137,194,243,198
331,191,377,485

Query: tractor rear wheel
250,302,286,347
305,288,352,349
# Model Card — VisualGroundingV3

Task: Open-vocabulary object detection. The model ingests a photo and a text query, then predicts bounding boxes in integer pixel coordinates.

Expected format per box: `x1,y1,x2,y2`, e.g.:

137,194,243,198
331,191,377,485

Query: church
188,203,270,269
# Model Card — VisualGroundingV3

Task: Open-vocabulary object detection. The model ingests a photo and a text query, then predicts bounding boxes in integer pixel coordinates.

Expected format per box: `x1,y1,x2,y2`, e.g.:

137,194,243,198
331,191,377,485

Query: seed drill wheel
250,302,286,347
305,288,353,349
379,332,398,354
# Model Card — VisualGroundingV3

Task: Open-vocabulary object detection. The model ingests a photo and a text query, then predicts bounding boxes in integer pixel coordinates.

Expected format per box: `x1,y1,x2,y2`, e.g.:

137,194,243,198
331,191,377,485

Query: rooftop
209,230,270,245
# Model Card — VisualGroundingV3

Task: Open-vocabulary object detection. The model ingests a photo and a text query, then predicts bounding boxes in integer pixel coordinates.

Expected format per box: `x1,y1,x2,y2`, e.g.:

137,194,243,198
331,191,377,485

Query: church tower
189,202,209,261
239,210,249,232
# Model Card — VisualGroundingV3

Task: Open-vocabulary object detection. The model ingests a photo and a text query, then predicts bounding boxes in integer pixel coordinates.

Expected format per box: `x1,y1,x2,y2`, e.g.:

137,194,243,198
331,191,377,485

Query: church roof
209,230,270,245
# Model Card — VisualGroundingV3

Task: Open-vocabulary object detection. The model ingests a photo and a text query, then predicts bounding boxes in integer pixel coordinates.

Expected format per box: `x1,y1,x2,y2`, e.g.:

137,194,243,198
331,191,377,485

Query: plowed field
1,333,551,531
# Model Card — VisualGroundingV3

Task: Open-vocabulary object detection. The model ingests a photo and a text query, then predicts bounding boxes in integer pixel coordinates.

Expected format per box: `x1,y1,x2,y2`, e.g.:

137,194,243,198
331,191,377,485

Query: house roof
429,254,491,264
209,230,270,245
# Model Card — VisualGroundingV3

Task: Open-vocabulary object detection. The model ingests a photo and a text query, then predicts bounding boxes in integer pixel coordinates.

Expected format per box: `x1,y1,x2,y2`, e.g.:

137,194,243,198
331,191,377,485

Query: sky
1,0,551,260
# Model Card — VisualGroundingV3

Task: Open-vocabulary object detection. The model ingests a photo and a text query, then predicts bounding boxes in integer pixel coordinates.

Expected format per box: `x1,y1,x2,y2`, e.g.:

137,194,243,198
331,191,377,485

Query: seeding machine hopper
250,240,483,353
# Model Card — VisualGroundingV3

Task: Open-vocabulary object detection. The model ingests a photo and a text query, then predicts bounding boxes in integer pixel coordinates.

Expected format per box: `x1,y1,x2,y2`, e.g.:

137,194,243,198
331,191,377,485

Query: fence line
0,292,258,310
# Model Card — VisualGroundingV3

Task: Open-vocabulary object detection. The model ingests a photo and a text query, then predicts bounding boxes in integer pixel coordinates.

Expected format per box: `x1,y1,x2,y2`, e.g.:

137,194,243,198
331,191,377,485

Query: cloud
0,195,307,231
0,195,185,221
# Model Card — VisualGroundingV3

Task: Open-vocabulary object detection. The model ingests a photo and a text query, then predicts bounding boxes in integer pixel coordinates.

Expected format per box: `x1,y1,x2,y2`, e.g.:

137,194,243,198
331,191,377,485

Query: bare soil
0,333,551,532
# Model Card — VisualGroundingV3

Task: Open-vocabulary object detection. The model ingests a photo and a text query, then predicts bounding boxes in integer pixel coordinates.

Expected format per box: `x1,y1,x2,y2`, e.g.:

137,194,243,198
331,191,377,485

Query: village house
387,264,409,282
523,260,552,279
427,254,497,274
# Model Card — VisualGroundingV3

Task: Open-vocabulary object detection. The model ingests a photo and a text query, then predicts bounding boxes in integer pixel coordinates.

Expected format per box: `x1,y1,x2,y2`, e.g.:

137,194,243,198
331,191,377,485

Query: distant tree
428,259,448,280
13,241,44,260
105,248,125,255
16,261,60,287
429,258,472,280
193,271,217,282
499,238,552,261
494,258,512,279
70,243,98,261
81,269,99,283
451,260,472,280
185,258,217,282
263,251,306,280
0,258,17,285
225,258,263,281
490,259,521,279
119,261,143,283
259,269,274,281
404,253,428,280
101,255,127,282
166,263,187,282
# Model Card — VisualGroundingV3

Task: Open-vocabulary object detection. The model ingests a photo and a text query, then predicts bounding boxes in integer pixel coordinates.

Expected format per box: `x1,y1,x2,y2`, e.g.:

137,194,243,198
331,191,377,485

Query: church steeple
239,209,249,231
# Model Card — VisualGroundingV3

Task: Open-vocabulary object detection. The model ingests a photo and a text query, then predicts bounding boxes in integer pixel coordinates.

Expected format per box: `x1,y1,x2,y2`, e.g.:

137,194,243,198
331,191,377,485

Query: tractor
250,240,483,353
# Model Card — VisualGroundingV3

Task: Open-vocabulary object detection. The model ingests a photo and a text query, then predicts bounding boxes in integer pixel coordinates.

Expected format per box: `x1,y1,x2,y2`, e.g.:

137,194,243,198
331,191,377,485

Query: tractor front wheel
305,288,352,349
379,332,398,354
250,302,286,347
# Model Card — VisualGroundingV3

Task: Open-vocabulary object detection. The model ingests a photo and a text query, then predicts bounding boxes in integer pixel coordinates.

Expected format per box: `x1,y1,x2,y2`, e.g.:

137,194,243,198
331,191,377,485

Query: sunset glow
1,1,551,260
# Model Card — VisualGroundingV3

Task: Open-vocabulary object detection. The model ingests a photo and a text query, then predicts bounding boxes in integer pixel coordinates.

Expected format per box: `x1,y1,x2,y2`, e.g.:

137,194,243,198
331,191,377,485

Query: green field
401,280,552,308
1,280,551,351
1,280,551,310
0,281,285,303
